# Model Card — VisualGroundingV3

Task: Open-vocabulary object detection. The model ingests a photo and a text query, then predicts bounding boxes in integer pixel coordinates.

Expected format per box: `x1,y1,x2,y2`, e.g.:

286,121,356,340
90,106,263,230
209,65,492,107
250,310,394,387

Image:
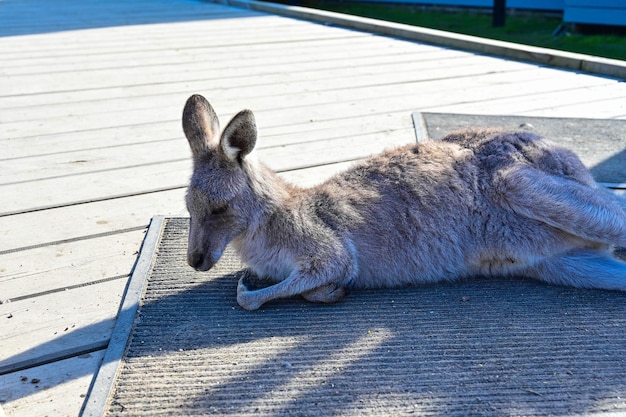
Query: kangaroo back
442,129,626,247
182,95,626,310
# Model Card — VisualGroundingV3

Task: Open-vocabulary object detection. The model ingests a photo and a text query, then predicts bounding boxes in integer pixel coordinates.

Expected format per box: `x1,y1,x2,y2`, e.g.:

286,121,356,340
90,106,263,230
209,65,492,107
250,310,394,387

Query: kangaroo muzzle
187,249,222,272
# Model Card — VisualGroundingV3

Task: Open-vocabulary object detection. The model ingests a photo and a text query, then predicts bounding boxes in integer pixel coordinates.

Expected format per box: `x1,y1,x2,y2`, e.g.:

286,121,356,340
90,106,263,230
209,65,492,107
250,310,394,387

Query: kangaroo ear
182,94,220,156
220,109,257,162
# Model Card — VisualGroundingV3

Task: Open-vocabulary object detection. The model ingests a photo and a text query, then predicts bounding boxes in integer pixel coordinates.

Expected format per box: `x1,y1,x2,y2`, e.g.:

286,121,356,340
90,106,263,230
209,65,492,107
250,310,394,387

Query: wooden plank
0,23,399,58
0,34,377,97
0,12,354,55
0,229,145,301
1,70,617,185
0,109,410,161
0,50,472,121
3,74,623,215
0,28,367,70
433,82,626,117
0,64,534,162
0,9,263,42
0,126,417,215
0,117,469,172
0,64,604,157
0,350,105,417
0,15,334,49
0,36,439,79
0,29,379,73
0,0,262,37
0,54,521,134
0,31,365,64
0,46,457,110
538,96,626,119
0,280,124,373
0,190,183,252
0,26,435,58
0,61,607,143
431,73,620,108
0,154,379,252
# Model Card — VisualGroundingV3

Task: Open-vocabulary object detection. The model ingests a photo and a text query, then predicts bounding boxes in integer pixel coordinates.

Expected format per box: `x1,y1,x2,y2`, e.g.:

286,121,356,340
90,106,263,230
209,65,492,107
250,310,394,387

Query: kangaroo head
182,94,257,271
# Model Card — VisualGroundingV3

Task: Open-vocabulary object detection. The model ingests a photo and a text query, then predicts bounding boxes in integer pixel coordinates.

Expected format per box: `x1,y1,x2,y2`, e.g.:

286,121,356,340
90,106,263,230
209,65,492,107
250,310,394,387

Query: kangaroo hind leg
500,166,626,246
523,250,626,292
302,283,348,304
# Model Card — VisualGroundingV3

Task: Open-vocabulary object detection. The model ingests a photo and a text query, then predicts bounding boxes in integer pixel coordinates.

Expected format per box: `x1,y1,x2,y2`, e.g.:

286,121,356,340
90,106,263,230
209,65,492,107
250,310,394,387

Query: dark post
493,0,506,27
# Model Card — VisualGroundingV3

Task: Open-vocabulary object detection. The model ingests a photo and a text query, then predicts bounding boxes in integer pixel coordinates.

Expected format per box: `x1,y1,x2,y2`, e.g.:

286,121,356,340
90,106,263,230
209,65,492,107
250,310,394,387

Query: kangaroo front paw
237,277,263,311
302,283,347,304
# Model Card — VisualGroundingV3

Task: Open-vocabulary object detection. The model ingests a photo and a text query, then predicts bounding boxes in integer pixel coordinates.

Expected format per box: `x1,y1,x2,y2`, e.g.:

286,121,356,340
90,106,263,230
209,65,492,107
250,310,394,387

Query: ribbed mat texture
104,218,626,416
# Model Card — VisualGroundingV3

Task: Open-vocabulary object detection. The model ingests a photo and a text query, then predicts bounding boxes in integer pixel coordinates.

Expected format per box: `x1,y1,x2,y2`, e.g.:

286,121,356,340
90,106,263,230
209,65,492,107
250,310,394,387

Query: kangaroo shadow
95,218,626,417
105,273,626,416
590,148,626,185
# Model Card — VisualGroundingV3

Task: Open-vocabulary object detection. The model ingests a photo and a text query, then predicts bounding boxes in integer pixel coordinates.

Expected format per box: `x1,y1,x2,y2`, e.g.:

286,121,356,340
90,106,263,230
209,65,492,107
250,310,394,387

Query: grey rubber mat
86,217,626,417
412,113,626,186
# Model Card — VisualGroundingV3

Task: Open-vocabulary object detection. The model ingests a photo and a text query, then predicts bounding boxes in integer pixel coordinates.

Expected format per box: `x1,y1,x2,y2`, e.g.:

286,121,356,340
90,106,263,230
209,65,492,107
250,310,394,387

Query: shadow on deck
0,0,258,37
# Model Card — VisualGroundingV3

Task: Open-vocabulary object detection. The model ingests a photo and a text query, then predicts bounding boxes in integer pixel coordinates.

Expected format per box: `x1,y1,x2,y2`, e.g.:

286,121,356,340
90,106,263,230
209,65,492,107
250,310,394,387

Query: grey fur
183,94,626,310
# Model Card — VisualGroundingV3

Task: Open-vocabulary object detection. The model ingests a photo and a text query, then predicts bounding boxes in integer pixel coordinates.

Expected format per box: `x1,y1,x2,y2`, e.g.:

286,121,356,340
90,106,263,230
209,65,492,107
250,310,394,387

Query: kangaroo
183,94,626,310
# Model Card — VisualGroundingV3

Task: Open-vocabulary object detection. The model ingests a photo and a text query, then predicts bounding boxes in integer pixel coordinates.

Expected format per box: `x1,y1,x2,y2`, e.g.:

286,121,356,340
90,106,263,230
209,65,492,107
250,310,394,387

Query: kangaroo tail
498,166,626,246
523,249,626,291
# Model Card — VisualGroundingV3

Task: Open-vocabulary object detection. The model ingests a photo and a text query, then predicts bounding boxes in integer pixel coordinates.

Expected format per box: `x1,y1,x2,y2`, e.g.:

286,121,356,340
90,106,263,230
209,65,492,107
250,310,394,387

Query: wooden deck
0,0,625,415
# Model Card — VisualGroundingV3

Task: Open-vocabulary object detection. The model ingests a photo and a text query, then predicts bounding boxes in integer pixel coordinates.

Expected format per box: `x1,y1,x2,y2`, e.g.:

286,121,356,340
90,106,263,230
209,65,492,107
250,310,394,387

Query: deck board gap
0,226,148,256
0,342,108,377
0,137,179,162
0,159,188,187
1,274,129,305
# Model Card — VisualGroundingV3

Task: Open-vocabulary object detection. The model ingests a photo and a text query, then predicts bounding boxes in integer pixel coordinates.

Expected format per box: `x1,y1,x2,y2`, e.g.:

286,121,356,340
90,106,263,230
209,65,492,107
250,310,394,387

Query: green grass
289,1,626,61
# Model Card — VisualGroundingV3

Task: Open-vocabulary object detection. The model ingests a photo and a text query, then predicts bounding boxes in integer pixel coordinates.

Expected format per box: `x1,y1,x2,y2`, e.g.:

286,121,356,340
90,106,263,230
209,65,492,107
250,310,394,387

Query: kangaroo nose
188,252,205,270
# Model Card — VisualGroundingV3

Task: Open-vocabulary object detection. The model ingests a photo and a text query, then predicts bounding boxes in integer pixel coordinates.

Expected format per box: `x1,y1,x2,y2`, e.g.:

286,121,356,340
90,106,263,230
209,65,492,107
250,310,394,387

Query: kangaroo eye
211,205,228,216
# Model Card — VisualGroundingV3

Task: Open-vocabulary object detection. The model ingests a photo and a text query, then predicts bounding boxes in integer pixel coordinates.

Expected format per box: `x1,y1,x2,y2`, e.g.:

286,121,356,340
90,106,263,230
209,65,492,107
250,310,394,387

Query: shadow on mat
591,148,626,184
3,231,626,415
94,218,626,416
67,115,623,415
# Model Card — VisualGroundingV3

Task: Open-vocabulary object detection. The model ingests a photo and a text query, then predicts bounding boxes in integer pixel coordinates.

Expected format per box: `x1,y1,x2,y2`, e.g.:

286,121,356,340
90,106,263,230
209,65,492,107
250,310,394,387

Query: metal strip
411,112,430,143
80,215,169,417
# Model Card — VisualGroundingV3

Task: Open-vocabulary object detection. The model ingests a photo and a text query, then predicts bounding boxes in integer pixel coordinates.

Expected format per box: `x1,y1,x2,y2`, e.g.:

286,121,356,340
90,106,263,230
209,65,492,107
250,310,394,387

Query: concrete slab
413,112,626,186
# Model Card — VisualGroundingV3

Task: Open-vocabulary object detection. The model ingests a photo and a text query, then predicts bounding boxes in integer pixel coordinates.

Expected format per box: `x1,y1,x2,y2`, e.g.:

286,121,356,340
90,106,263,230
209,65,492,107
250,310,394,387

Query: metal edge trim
411,112,430,143
79,215,170,417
